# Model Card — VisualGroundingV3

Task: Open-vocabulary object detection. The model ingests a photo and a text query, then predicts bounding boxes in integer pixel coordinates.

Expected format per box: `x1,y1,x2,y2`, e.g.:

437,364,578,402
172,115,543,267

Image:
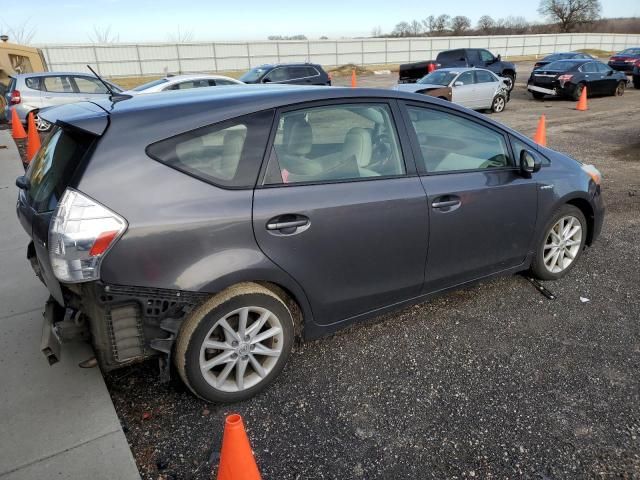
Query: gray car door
71,75,111,101
41,75,79,107
451,71,478,108
252,100,429,326
474,70,500,109
400,103,538,292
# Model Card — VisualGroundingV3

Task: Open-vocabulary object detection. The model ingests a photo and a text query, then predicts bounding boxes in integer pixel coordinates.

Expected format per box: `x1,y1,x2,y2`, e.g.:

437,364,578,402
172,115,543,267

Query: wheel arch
564,197,595,246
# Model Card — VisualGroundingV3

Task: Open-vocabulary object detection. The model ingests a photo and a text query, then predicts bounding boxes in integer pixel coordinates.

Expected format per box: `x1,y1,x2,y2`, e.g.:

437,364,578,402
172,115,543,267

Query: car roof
163,74,237,81
433,67,495,74
254,63,321,69
13,71,100,78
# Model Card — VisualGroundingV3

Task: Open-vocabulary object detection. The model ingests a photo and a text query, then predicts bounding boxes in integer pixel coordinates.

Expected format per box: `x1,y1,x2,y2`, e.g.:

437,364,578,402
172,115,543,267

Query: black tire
490,94,506,113
571,82,586,101
531,91,545,100
530,205,587,281
175,283,294,403
501,73,515,91
614,80,625,96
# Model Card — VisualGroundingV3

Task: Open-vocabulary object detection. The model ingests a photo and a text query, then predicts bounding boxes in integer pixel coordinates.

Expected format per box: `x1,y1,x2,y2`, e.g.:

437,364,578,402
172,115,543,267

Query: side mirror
519,149,541,178
262,77,272,83
15,175,30,191
496,54,502,62
454,81,464,87
607,70,614,76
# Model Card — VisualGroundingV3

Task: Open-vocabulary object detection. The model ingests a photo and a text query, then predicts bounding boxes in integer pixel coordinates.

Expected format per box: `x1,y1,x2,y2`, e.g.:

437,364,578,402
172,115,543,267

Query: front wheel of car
503,73,515,91
175,283,294,403
530,205,587,281
34,112,52,132
614,80,626,96
491,95,506,113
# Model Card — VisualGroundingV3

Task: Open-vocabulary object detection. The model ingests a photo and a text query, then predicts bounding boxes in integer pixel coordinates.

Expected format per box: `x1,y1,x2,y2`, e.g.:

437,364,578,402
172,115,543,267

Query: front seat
342,127,378,177
278,119,323,180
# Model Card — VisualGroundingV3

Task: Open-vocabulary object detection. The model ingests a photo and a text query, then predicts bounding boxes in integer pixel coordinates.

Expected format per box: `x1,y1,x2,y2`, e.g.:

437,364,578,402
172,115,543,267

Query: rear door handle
266,219,308,230
432,199,460,209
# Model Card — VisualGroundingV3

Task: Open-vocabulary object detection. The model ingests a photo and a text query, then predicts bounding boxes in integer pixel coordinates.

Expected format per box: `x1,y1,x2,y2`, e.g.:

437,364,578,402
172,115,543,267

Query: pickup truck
399,48,517,90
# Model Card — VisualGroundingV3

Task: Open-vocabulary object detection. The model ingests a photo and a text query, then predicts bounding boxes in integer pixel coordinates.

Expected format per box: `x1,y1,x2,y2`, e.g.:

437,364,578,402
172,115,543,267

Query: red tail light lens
10,90,21,105
558,74,573,87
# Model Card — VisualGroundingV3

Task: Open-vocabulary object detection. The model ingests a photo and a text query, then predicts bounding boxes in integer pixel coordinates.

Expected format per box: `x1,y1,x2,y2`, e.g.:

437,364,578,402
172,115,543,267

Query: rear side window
73,76,109,94
437,50,464,63
147,110,274,188
43,76,73,93
25,77,43,91
475,70,495,83
26,127,94,212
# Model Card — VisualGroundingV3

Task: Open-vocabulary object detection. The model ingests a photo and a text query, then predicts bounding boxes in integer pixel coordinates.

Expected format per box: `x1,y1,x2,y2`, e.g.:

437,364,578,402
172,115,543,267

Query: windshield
417,71,458,86
542,60,582,71
131,78,169,91
239,67,269,83
619,48,640,55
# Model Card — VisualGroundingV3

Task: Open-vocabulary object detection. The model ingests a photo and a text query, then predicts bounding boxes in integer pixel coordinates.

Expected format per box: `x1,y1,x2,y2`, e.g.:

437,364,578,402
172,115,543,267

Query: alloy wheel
198,306,284,393
543,215,583,274
493,96,505,112
616,82,625,96
34,114,52,132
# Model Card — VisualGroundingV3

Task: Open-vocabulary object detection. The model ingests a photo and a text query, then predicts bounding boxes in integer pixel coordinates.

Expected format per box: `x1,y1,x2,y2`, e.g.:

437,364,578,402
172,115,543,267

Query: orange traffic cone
216,414,261,480
533,114,546,147
10,108,27,140
576,86,588,111
351,69,357,88
26,112,42,164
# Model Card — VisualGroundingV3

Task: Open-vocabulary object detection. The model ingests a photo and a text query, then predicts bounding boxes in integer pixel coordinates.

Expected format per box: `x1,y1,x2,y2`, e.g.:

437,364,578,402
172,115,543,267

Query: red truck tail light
49,189,128,283
558,74,573,87
10,90,21,105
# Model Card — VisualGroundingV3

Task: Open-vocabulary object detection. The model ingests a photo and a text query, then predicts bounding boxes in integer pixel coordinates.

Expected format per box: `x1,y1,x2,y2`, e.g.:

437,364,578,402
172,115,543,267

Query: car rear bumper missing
528,85,557,96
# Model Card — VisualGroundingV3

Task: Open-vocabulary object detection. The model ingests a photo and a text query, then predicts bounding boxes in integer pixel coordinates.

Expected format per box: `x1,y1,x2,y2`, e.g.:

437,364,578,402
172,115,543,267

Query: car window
147,110,274,188
214,79,237,86
264,103,405,185
265,68,288,82
479,50,494,62
475,70,495,83
510,135,550,166
437,50,464,63
579,62,597,73
287,67,309,79
73,76,109,94
595,63,611,73
456,71,475,85
25,77,43,91
406,106,510,173
43,76,74,93
132,78,169,91
305,66,319,77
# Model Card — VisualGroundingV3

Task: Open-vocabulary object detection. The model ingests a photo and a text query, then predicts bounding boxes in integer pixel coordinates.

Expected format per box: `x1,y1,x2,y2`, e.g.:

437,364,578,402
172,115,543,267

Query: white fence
39,33,640,77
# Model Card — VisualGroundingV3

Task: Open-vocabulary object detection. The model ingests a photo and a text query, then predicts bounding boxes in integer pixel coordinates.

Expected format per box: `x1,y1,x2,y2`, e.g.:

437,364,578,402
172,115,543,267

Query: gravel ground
105,67,640,479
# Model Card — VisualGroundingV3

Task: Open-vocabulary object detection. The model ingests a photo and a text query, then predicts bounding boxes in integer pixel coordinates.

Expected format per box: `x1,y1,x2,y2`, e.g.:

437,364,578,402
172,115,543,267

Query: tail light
582,164,601,185
558,74,573,87
49,189,127,283
10,90,21,105
625,58,636,63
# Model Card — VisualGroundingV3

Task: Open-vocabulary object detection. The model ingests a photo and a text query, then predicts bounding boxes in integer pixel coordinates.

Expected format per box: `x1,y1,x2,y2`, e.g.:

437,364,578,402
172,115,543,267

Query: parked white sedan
125,74,243,94
393,68,510,113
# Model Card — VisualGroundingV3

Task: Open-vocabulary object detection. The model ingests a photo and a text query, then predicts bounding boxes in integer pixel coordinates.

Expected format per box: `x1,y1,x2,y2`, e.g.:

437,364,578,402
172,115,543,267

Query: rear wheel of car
175,283,294,403
490,95,506,113
572,82,586,101
530,205,587,281
531,91,545,100
614,80,626,96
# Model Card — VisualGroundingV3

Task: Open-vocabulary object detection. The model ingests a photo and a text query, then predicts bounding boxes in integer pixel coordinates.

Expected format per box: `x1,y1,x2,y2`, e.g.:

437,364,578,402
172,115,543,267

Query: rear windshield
418,71,457,86
26,127,94,212
131,78,169,91
544,53,577,61
542,60,581,71
619,48,640,55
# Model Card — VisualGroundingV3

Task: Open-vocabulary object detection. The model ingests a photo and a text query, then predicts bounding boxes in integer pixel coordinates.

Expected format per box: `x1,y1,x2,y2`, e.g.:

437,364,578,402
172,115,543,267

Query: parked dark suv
17,86,603,402
240,63,331,85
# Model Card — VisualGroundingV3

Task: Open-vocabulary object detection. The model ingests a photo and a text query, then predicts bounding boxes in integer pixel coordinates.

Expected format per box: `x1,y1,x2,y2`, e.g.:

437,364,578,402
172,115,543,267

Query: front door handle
266,214,310,234
432,199,460,209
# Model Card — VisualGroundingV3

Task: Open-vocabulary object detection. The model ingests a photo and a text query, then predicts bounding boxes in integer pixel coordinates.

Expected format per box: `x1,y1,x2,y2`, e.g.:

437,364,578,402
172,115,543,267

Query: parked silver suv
4,72,122,131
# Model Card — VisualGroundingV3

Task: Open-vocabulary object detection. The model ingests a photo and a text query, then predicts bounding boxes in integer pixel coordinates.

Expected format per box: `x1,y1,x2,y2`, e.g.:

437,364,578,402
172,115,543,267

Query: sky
2,0,638,44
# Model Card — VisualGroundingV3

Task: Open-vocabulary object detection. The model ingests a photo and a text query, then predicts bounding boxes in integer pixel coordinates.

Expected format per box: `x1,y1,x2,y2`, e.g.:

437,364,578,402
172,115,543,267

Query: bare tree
392,21,412,37
2,19,36,45
538,0,601,32
504,16,530,34
433,14,451,35
371,26,383,37
89,25,120,44
450,16,471,35
409,20,423,36
422,15,436,35
477,15,495,34
168,26,194,43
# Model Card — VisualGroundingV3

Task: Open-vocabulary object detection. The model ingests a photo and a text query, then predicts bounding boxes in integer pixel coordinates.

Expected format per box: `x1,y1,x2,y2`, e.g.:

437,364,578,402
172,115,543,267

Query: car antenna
86,64,131,102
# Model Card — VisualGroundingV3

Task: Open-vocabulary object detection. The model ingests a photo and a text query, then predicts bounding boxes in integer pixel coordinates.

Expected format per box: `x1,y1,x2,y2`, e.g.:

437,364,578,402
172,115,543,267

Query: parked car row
4,62,332,131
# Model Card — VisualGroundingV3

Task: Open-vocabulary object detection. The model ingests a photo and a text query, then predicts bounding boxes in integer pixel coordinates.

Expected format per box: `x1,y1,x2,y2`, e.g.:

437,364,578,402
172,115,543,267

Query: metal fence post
92,45,101,75
135,44,143,76
276,41,280,63
175,44,182,74
212,42,218,72
384,39,388,65
361,39,364,66
335,41,338,66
